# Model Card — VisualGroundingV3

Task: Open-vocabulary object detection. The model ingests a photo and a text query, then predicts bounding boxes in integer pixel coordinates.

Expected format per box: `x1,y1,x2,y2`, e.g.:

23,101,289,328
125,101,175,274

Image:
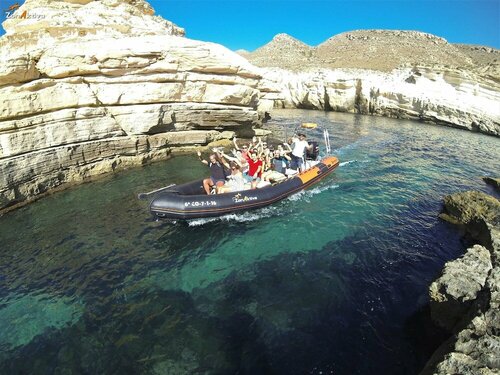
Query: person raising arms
245,151,263,189
197,150,230,195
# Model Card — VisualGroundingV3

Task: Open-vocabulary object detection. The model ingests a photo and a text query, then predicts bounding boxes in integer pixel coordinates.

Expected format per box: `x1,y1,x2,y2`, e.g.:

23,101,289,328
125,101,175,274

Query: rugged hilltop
252,31,499,137
243,33,314,72
242,30,500,79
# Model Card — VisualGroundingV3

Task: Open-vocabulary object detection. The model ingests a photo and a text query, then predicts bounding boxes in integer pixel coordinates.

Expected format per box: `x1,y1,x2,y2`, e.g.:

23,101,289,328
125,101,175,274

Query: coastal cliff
0,0,262,212
1,1,499,213
250,32,500,136
421,189,500,375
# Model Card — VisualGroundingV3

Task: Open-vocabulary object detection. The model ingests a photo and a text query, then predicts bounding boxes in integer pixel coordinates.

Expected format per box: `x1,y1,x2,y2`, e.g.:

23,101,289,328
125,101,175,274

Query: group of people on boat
197,133,316,195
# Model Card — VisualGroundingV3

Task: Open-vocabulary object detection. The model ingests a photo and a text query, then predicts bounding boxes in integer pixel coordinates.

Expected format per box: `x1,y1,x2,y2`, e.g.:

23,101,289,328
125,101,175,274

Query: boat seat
256,181,271,189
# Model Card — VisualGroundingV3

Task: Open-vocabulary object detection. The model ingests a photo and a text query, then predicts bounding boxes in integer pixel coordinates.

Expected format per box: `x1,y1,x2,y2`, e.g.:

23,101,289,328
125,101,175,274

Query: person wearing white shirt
290,133,312,171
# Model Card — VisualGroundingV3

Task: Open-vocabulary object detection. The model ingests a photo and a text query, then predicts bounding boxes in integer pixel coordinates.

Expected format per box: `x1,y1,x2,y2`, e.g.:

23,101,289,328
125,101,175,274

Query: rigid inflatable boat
149,156,339,221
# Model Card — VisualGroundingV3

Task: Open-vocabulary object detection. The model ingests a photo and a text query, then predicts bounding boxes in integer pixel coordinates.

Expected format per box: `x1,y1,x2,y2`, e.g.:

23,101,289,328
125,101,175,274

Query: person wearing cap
290,133,312,171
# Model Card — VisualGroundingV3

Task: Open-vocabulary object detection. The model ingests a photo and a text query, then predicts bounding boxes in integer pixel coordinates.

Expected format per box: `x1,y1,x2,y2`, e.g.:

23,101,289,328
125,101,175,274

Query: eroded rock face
0,0,262,212
423,190,500,375
439,191,500,246
246,31,500,136
258,67,500,136
429,245,492,331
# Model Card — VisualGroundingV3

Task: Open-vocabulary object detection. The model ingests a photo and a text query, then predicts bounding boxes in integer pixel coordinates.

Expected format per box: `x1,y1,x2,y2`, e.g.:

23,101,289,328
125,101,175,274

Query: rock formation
483,177,500,191
0,0,262,212
1,1,499,213
422,190,500,375
245,31,500,136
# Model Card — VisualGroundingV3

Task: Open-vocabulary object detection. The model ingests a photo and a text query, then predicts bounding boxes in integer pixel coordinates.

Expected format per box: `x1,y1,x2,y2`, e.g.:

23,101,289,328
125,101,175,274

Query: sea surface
0,110,498,374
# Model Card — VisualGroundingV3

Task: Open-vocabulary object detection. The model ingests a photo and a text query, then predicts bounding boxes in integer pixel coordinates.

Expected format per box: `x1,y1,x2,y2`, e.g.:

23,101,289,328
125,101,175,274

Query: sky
1,0,499,49
156,0,500,50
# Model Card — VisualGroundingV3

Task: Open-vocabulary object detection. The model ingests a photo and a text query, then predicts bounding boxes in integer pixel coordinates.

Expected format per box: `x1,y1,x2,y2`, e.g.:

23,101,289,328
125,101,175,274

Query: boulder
439,191,500,248
429,245,492,331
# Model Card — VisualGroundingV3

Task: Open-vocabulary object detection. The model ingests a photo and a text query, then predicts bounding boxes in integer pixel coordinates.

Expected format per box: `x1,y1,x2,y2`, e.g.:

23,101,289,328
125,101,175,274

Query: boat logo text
232,193,258,204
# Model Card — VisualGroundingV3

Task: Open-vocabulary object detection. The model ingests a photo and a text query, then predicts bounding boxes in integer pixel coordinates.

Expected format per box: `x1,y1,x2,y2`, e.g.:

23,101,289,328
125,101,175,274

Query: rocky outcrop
422,190,500,375
257,66,500,136
241,33,313,72
429,244,492,331
1,2,499,214
439,191,500,247
245,30,481,73
483,177,500,191
0,0,262,212
246,31,500,136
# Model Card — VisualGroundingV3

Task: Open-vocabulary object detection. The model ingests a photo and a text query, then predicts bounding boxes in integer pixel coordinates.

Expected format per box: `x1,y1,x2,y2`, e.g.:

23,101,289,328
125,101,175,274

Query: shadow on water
0,192,471,375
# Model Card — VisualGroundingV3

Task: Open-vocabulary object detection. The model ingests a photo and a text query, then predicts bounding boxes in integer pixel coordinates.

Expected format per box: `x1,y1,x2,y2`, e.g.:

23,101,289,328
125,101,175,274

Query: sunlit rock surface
0,0,261,212
248,31,499,136
422,190,500,375
258,67,500,136
1,2,499,213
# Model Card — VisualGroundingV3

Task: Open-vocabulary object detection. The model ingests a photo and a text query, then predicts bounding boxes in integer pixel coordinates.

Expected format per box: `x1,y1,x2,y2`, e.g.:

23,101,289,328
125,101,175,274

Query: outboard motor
306,141,320,160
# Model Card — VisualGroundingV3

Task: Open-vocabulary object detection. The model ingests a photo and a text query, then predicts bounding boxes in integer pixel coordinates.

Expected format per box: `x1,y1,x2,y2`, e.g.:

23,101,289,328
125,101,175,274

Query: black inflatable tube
150,157,339,220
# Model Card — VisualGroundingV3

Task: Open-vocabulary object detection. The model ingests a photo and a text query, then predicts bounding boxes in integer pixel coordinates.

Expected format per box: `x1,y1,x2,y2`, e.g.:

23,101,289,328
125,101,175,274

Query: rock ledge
422,189,500,375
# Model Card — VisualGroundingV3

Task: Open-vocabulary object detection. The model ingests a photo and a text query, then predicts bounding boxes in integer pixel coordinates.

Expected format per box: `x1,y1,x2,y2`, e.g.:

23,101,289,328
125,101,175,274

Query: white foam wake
339,159,370,167
287,183,339,202
186,183,339,226
187,206,281,226
340,160,356,167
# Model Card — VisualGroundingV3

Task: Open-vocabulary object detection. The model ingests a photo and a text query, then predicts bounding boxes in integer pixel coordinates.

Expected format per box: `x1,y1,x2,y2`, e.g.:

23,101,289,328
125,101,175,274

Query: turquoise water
0,110,498,374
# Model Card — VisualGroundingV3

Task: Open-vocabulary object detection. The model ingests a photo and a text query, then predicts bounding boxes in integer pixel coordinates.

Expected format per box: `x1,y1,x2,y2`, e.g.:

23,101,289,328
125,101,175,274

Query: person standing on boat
290,133,312,172
197,150,229,194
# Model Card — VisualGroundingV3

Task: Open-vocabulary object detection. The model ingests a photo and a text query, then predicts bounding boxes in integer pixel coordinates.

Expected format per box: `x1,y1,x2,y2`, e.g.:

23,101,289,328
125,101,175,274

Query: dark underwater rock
482,177,500,191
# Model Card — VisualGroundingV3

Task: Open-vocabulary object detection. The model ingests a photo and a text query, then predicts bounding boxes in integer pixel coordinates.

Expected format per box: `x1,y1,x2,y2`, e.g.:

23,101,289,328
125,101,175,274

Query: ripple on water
0,110,499,374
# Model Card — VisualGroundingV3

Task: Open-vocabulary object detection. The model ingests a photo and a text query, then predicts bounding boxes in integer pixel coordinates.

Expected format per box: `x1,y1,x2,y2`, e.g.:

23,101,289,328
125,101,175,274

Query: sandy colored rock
440,191,500,246
423,191,500,375
0,0,262,213
248,31,500,136
429,245,492,330
430,245,492,304
245,30,497,77
1,1,499,214
258,66,500,136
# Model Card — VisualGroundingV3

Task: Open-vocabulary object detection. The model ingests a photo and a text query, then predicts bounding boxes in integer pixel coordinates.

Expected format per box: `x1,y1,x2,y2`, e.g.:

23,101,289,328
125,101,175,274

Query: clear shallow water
0,110,499,374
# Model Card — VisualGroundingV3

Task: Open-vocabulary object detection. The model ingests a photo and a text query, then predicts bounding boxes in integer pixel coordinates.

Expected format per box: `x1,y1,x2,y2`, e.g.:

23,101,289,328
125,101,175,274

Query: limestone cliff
249,32,500,136
258,66,500,136
0,0,262,212
1,3,499,213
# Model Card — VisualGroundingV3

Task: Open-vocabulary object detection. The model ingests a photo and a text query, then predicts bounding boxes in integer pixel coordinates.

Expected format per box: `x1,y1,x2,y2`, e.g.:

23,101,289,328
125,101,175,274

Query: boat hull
150,156,339,220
